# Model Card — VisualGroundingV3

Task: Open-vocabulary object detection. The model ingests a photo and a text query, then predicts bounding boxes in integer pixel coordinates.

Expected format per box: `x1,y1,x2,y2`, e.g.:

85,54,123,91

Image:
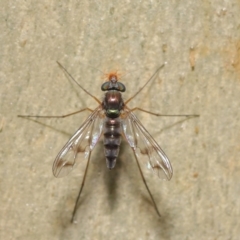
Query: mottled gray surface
1,1,240,239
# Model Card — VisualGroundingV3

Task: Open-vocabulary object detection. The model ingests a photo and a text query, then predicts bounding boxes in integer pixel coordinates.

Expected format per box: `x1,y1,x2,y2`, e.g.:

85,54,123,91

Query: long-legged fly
18,62,199,223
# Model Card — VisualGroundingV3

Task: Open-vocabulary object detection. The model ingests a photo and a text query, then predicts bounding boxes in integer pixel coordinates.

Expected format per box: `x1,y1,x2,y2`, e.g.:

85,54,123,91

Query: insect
19,62,198,223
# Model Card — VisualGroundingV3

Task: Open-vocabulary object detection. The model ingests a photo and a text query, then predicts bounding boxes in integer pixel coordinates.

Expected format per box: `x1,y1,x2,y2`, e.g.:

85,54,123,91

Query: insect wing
122,111,173,180
53,107,104,177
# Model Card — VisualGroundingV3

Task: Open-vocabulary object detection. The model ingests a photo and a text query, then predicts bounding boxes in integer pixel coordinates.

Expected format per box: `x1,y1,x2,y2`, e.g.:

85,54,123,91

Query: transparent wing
53,106,104,177
122,110,173,180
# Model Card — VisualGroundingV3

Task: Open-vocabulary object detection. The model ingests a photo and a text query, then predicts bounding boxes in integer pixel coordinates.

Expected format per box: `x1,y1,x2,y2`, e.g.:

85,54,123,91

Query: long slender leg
57,61,101,104
18,108,94,119
125,63,166,104
71,151,92,223
133,151,161,217
129,107,199,118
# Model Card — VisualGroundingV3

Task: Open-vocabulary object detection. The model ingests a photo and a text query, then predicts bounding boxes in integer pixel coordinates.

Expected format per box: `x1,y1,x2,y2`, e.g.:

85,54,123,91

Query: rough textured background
1,0,240,239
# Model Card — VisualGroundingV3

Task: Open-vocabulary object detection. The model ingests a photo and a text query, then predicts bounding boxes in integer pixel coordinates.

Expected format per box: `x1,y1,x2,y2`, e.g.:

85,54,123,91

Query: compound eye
101,82,126,92
101,82,110,91
118,82,126,92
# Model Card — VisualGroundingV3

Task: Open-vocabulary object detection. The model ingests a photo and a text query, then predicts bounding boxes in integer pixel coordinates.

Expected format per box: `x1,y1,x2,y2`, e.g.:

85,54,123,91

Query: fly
18,62,199,223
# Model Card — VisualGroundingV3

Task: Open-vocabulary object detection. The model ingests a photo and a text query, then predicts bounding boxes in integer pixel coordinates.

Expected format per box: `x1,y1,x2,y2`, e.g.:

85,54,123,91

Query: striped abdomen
103,118,122,169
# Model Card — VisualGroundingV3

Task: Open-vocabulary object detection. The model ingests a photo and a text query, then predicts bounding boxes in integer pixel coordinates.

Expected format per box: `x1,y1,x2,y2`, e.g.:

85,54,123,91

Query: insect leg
130,107,199,118
57,61,101,104
125,63,166,104
18,108,94,119
133,150,161,217
71,151,92,223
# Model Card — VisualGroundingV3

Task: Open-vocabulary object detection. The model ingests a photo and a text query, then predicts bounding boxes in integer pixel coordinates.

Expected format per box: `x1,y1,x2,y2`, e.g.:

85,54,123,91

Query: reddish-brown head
103,71,121,83
101,71,125,92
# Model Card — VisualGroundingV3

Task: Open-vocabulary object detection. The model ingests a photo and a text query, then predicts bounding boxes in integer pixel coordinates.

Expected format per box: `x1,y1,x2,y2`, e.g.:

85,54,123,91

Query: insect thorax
102,90,124,118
